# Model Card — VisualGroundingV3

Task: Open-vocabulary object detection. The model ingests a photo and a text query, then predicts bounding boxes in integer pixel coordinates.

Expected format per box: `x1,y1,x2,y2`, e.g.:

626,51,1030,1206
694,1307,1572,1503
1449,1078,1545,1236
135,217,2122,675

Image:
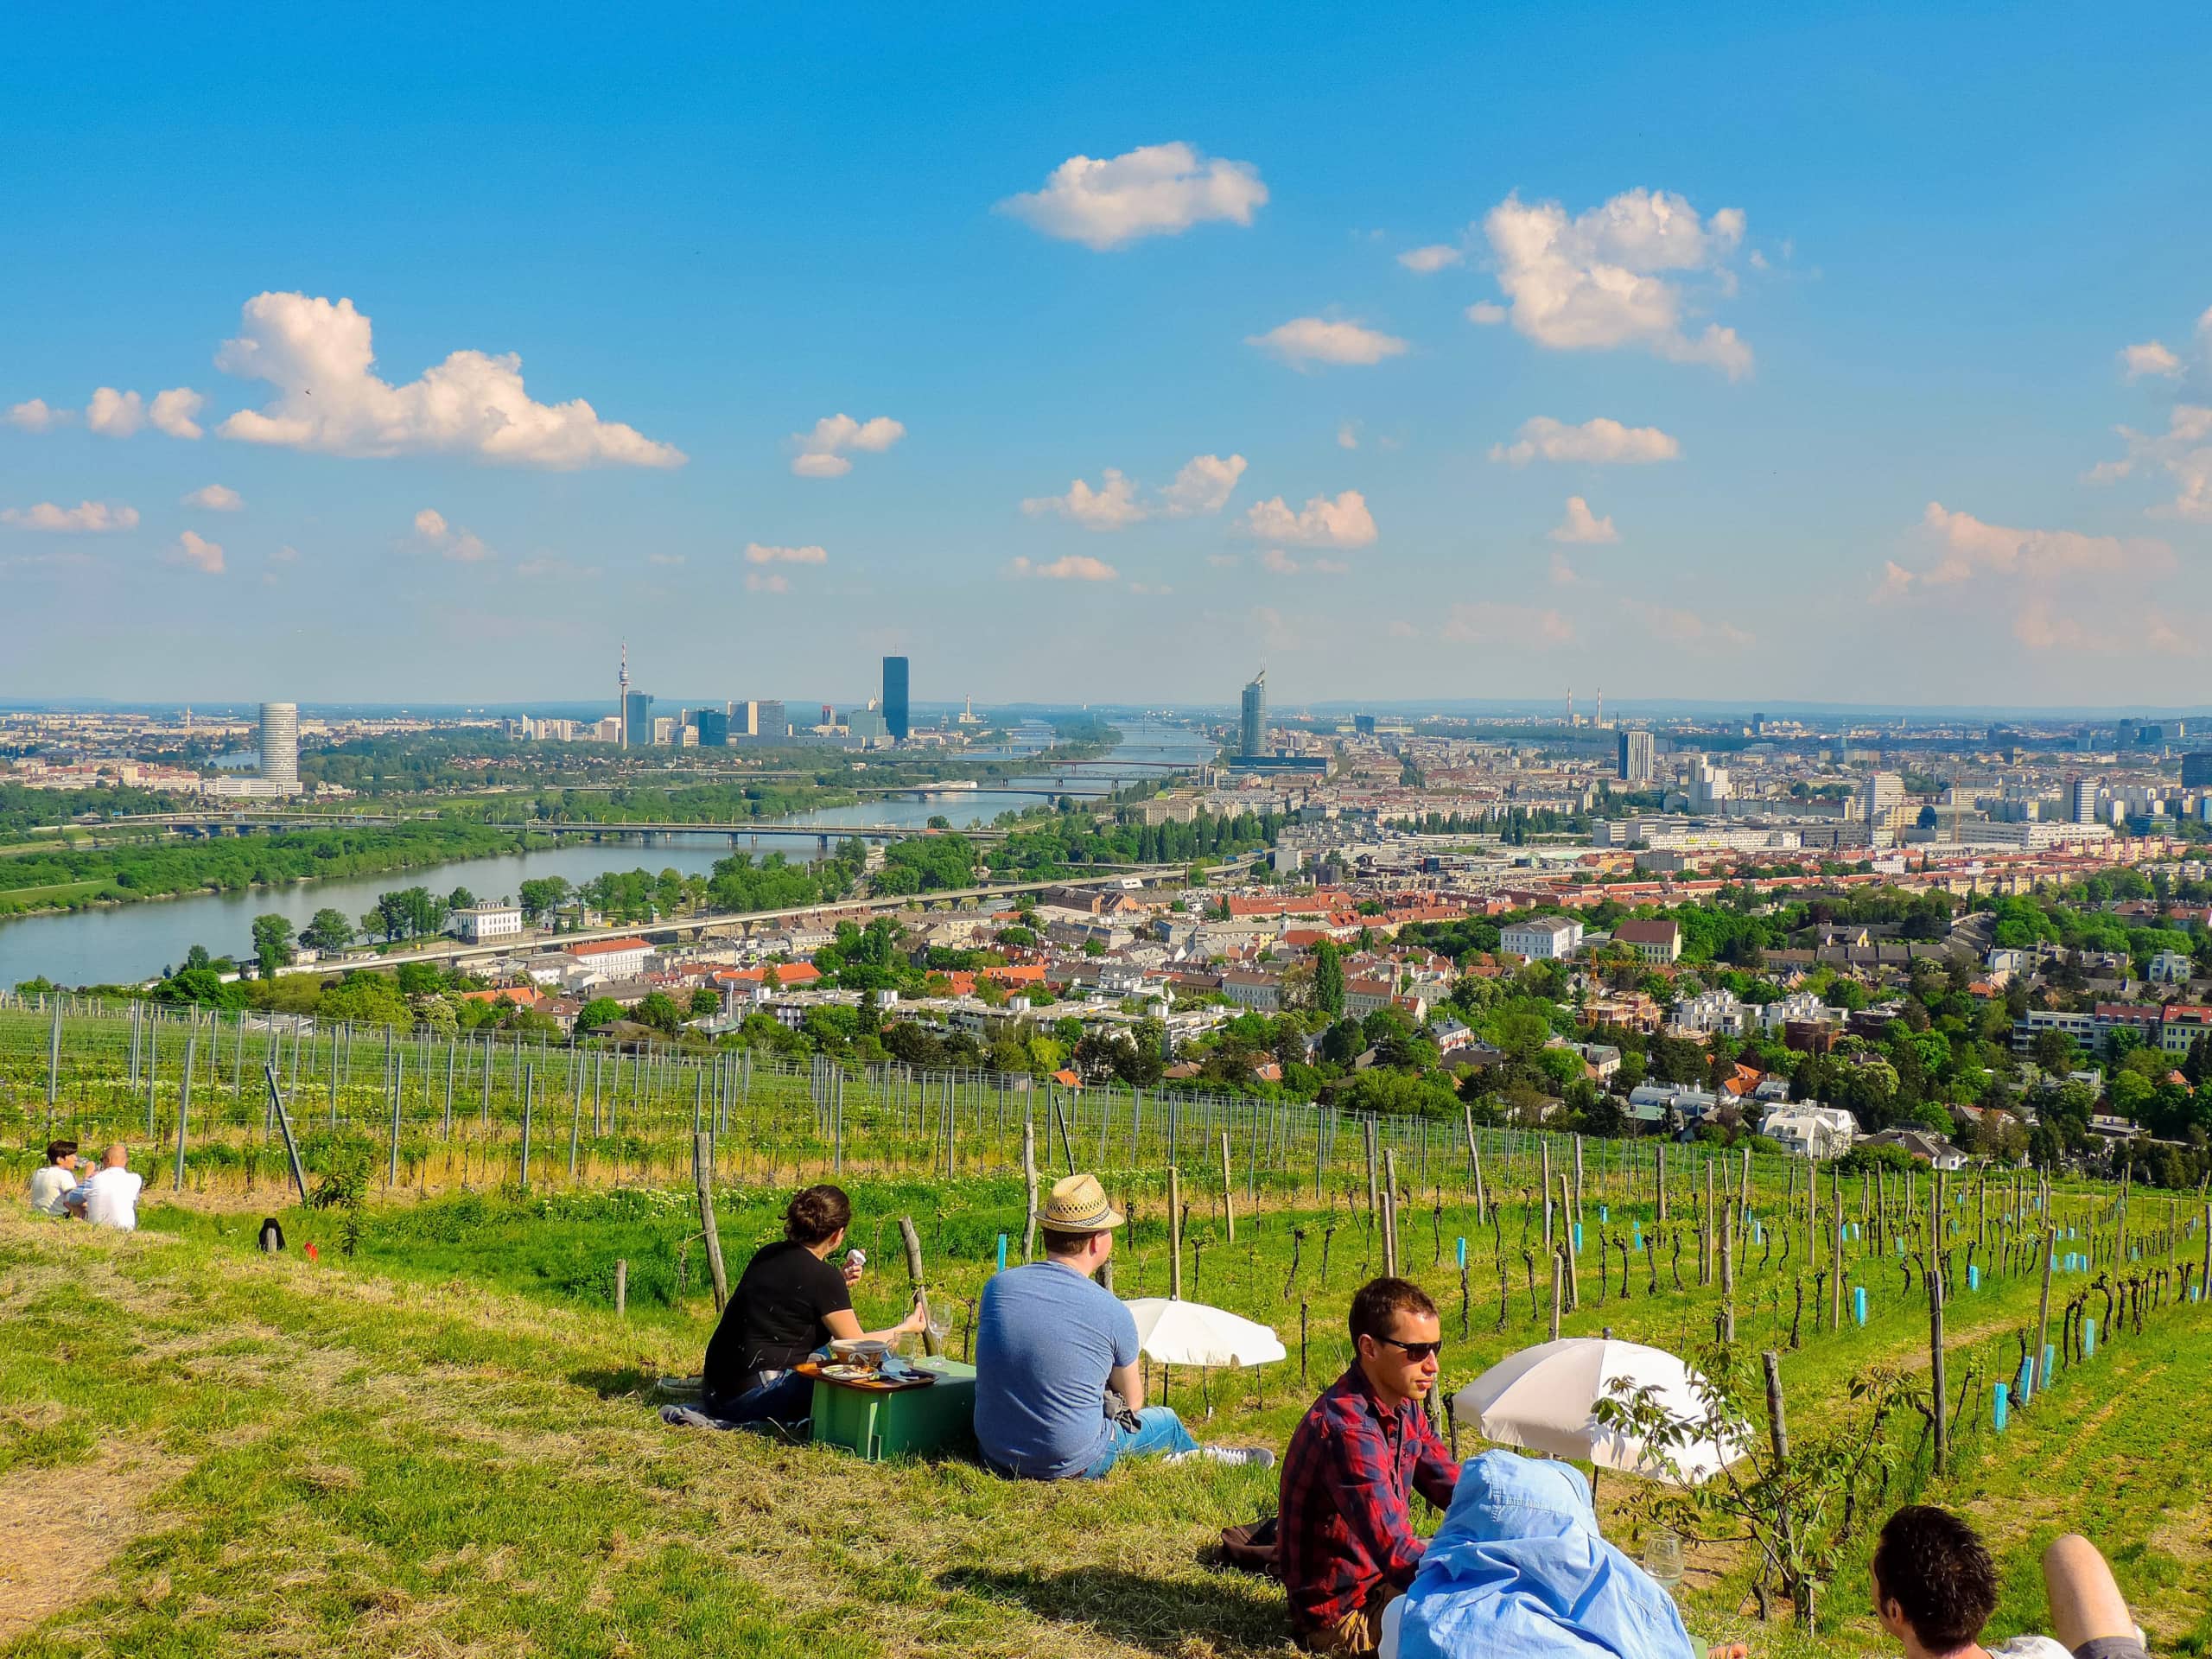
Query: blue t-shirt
973,1261,1139,1478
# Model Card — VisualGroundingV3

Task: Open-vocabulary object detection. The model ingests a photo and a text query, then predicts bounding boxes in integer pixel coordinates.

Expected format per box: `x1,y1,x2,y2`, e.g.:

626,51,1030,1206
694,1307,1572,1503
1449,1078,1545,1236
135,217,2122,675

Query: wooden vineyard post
1703,1160,1716,1286
1831,1187,1845,1334
693,1132,728,1312
1364,1119,1379,1222
1929,1179,1948,1475
1720,1198,1736,1342
174,1036,196,1192
1021,1116,1039,1262
1548,1249,1564,1341
2033,1228,2056,1399
264,1062,311,1206
1465,1105,1488,1219
1572,1135,1585,1224
1169,1165,1185,1300
615,1258,627,1317
899,1216,942,1357
1560,1173,1579,1311
1541,1139,1553,1240
518,1065,534,1191
1221,1129,1236,1246
1383,1149,1403,1276
1656,1144,1669,1222
1808,1156,1821,1316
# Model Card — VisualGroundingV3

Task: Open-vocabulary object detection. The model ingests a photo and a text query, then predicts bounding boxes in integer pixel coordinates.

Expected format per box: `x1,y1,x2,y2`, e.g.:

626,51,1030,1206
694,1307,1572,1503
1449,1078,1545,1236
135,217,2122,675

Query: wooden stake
899,1215,942,1357
1169,1165,1185,1300
1221,1129,1236,1245
693,1131,728,1311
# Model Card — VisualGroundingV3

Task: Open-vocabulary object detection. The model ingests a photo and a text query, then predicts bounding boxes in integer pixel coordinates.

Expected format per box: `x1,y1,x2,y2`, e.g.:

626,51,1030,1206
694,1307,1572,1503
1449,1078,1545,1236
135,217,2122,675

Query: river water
1,721,1213,988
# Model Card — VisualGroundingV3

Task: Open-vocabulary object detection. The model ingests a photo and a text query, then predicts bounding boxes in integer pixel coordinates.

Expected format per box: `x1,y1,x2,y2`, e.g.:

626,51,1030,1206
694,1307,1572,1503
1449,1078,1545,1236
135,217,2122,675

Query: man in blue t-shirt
973,1172,1274,1480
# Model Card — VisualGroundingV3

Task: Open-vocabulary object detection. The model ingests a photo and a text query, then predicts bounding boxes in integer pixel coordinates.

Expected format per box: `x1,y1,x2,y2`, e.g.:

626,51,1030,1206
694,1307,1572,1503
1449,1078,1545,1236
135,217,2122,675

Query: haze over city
7,4,2210,708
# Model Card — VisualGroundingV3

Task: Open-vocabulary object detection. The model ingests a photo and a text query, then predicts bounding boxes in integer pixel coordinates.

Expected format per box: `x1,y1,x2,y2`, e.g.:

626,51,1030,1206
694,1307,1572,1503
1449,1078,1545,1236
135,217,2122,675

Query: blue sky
4,3,2209,711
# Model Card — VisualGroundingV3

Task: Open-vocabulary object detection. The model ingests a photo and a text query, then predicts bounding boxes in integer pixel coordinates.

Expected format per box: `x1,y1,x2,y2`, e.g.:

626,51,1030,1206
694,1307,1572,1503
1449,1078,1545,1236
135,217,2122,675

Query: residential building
2147,949,2194,985
1673,988,1750,1036
448,902,524,944
1343,976,1395,1018
1220,969,1282,1012
1617,728,1656,785
1500,915,1583,959
2069,776,2098,824
1612,917,1681,964
1859,1128,1968,1171
569,937,653,980
1759,1104,1857,1160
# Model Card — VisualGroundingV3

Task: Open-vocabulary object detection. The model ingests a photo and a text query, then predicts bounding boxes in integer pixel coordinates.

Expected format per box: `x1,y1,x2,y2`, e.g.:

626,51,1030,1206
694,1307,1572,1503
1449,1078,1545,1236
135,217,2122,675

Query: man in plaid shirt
1278,1277,1460,1653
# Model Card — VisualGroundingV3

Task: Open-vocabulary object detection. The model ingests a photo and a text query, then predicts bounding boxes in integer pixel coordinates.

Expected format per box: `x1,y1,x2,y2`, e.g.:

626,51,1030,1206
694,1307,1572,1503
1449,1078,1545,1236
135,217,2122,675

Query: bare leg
2043,1535,2135,1655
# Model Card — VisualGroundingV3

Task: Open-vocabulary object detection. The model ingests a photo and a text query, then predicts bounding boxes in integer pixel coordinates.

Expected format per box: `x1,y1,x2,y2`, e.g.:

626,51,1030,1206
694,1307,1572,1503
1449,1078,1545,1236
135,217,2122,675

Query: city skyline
5,5,2210,706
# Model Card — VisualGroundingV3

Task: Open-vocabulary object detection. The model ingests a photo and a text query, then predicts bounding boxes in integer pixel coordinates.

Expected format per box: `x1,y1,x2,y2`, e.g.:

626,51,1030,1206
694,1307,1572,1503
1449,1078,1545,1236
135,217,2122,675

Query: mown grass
4,1178,2208,1657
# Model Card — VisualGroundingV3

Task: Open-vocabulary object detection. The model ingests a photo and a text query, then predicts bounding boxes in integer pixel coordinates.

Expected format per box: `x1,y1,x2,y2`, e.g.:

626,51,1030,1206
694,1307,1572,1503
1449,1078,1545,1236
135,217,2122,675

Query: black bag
1217,1514,1280,1578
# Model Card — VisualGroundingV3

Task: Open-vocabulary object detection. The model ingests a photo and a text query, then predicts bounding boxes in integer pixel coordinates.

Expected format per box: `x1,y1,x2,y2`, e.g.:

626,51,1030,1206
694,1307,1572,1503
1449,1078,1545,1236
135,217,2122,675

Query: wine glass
1643,1529,1684,1596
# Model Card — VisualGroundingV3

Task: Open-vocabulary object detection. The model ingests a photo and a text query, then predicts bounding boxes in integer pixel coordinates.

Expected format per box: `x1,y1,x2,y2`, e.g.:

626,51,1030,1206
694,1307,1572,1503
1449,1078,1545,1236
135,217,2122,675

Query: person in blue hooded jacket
1391,1450,1698,1659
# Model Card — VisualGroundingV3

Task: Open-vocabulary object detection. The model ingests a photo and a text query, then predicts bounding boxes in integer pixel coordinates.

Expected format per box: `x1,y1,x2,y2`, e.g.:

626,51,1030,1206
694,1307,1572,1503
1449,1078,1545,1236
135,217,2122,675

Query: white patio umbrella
1124,1298,1288,1368
1450,1337,1748,1485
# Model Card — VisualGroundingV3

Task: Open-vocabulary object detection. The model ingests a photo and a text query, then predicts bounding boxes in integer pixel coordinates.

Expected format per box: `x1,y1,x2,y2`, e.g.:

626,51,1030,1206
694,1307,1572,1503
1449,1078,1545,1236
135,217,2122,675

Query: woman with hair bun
699,1183,925,1427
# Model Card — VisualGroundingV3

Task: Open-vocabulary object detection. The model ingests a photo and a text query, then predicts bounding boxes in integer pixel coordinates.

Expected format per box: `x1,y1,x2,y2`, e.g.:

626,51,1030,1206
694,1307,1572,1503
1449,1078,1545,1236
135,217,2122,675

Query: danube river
0,722,1213,988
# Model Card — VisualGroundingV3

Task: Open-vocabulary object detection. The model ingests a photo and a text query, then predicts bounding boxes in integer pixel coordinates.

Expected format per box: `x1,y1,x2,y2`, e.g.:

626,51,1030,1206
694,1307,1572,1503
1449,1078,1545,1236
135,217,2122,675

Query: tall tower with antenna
1567,688,1574,728
1596,686,1604,729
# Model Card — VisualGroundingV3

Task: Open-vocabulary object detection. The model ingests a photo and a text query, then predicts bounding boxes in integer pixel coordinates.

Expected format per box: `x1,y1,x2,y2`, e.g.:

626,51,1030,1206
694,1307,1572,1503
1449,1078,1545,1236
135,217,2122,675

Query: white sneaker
1174,1445,1275,1469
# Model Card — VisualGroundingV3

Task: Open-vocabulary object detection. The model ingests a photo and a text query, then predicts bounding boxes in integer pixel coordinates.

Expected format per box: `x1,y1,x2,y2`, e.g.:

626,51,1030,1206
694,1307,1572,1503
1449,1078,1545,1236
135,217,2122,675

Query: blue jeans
708,1368,815,1427
1080,1406,1198,1478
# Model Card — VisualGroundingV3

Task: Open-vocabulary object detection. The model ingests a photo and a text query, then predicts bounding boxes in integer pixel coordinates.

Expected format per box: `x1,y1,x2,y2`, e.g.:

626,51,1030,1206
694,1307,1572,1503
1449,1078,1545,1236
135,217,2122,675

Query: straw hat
1039,1173,1126,1232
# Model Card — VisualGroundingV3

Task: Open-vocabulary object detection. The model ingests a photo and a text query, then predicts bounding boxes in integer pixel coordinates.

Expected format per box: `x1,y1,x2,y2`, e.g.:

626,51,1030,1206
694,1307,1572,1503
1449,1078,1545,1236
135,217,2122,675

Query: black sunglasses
1376,1337,1446,1362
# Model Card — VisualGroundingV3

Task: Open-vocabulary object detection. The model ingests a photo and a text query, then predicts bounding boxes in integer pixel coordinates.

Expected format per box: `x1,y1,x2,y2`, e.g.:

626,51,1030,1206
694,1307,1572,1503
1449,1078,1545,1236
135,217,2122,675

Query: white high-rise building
257,702,299,795
2069,777,2099,824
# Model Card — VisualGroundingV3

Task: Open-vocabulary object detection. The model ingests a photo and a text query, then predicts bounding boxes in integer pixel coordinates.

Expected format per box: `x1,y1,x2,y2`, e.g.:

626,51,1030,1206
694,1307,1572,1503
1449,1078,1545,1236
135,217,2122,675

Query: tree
251,914,295,981
185,944,213,971
518,876,571,926
690,985,721,1017
575,997,625,1033
448,886,477,912
1313,938,1345,1017
300,907,354,953
634,989,685,1033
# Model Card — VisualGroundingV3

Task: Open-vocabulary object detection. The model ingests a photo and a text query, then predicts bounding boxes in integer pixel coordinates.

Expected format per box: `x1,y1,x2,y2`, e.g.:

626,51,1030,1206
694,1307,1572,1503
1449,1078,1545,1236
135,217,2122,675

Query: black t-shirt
702,1239,853,1399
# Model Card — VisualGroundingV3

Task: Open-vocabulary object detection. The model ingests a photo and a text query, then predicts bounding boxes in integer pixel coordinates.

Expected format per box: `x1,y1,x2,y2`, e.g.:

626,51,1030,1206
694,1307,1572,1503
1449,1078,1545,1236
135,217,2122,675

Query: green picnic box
809,1356,977,1462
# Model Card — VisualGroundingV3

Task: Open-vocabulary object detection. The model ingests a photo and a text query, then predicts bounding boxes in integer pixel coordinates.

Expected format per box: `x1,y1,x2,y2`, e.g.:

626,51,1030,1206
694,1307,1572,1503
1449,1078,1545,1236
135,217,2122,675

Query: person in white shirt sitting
63,1144,143,1231
29,1141,81,1217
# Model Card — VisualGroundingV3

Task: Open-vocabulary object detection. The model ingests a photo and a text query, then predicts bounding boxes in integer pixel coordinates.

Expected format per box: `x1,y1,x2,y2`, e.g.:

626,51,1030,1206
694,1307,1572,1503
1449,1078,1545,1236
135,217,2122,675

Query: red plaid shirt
1278,1364,1460,1636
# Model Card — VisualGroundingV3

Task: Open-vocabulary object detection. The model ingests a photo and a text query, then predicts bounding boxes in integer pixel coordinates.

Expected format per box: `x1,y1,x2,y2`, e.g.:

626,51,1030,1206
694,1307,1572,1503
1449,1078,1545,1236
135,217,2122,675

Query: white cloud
1336,421,1359,450
646,552,685,567
1247,317,1408,369
164,531,226,575
1466,302,1507,325
1160,453,1247,516
1259,548,1349,576
1547,550,1585,588
410,506,492,563
1023,468,1146,530
1491,416,1681,467
1004,553,1121,582
271,543,300,563
2098,404,2212,521
149,387,206,439
997,142,1267,251
514,555,599,581
2120,341,2183,381
1439,601,1574,646
1,500,140,532
182,484,243,512
1397,244,1463,274
1022,454,1244,529
214,292,683,468
791,412,906,478
1877,502,2182,653
744,542,830,565
744,571,790,594
1548,497,1618,543
7,398,66,431
86,387,144,436
1475,188,1752,378
1206,553,1241,569
1241,489,1377,548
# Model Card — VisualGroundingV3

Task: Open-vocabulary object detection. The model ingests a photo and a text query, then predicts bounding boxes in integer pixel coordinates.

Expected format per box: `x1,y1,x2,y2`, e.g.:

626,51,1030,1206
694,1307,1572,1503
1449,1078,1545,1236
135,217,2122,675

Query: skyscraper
696,709,729,747
1617,728,1655,785
258,702,299,794
1239,670,1267,759
1862,770,1905,825
624,690,654,748
882,656,910,741
2069,777,2099,823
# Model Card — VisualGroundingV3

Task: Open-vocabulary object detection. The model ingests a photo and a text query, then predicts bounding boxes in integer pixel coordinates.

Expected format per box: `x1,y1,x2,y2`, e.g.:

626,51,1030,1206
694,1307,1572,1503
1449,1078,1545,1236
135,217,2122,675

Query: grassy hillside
5,1184,2209,1657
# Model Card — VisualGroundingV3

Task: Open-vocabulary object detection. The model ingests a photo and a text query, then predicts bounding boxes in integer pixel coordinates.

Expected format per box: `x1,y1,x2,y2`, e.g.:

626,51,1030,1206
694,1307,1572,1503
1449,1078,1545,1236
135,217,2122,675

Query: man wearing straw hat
973,1172,1274,1480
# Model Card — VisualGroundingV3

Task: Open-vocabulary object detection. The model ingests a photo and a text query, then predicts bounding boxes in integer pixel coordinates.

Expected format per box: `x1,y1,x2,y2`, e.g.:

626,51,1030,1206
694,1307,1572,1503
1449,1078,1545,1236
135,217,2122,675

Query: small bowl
829,1338,890,1372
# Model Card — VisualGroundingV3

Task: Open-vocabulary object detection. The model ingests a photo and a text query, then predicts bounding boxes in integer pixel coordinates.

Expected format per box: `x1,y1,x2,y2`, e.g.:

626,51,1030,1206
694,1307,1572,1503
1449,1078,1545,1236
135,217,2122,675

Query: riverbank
0,821,550,923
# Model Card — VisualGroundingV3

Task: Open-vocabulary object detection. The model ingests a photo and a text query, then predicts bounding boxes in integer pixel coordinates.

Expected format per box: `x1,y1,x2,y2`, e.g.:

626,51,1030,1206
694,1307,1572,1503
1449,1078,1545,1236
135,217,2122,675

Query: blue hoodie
1395,1451,1697,1659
